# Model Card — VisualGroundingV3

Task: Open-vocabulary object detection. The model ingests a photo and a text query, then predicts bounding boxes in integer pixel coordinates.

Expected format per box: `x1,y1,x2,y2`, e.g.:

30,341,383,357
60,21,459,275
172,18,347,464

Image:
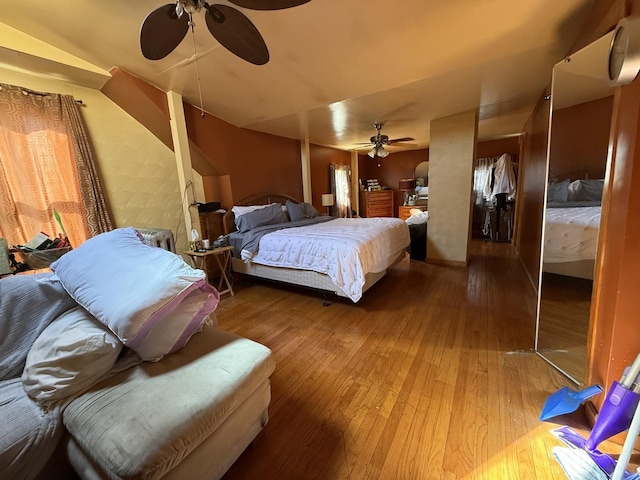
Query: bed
222,193,410,302
542,178,604,280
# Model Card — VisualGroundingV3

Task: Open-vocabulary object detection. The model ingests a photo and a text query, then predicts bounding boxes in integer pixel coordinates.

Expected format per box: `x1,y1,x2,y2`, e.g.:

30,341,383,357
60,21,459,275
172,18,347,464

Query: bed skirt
231,249,406,301
542,260,594,280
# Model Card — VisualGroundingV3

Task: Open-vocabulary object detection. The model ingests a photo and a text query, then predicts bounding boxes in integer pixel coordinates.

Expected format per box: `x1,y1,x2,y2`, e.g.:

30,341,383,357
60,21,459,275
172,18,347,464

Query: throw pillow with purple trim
49,227,219,361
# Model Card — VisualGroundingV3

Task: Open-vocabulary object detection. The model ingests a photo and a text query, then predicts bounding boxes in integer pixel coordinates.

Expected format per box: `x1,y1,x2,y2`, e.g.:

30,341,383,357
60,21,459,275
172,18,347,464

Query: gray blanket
0,273,77,480
0,273,76,381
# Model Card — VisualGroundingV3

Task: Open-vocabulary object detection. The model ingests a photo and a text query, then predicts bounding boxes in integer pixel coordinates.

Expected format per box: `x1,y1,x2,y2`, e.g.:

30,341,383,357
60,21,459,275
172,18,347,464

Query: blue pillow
547,179,570,203
575,179,604,202
236,202,289,233
285,200,321,221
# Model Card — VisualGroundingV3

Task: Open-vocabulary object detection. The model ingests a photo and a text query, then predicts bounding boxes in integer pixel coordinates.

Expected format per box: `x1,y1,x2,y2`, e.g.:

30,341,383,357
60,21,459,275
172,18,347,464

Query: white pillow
49,227,220,361
232,203,277,218
567,180,582,202
406,211,429,225
22,306,122,406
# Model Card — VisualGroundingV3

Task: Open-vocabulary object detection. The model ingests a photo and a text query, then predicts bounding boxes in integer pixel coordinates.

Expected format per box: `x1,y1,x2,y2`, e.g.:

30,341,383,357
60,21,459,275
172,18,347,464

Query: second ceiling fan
360,122,415,158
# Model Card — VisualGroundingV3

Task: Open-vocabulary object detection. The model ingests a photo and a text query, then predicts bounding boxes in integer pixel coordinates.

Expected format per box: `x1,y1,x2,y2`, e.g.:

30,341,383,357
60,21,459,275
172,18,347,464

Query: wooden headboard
222,192,300,235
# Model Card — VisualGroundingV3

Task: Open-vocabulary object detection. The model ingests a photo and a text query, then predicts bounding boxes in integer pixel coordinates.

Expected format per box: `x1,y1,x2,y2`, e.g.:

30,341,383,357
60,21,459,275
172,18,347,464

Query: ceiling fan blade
390,142,418,148
205,4,270,65
228,0,311,10
387,137,415,144
140,4,189,60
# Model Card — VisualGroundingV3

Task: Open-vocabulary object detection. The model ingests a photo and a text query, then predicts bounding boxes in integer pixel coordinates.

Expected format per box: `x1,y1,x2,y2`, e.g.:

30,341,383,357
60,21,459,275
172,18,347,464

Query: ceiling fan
140,0,311,65
359,122,415,158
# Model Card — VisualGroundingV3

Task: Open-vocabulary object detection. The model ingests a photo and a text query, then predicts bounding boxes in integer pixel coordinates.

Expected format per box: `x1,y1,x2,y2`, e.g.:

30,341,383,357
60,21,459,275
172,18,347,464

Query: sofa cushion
63,326,275,480
0,272,76,381
0,378,63,479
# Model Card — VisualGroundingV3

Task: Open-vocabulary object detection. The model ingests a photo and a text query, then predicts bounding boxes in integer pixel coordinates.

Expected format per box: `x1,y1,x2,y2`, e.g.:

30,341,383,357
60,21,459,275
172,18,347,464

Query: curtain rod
16,87,83,105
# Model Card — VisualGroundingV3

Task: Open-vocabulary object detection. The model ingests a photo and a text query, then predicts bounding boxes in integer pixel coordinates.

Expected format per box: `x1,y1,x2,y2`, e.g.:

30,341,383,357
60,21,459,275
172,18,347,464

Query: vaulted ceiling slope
0,0,595,152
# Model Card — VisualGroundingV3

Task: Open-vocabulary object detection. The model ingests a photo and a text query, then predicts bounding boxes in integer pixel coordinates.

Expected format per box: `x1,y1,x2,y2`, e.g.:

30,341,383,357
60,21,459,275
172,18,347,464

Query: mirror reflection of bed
535,31,614,384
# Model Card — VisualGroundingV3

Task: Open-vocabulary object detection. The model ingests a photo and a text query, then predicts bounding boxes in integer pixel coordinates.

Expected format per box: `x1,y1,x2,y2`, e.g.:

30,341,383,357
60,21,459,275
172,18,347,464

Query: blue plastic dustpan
540,384,602,421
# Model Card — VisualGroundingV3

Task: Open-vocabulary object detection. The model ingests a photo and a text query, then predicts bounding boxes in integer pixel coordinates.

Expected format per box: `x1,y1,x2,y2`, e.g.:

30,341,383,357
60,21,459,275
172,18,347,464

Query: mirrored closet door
535,32,614,384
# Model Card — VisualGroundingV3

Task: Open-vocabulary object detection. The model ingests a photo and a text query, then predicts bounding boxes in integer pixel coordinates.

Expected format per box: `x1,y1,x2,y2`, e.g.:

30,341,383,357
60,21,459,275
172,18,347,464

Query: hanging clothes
491,153,517,201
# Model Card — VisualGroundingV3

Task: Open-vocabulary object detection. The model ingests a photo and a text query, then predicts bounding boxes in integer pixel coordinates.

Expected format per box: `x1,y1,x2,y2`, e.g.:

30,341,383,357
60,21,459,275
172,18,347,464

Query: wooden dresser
359,190,394,217
398,205,427,221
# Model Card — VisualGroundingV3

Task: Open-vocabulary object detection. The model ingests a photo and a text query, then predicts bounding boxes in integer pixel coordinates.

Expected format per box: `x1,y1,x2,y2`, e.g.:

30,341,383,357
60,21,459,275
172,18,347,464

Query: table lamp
321,193,334,215
399,178,416,205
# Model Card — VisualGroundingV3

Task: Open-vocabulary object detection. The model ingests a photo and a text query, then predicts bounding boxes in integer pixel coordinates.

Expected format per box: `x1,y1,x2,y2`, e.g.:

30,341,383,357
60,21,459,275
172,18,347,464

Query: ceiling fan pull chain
188,14,206,118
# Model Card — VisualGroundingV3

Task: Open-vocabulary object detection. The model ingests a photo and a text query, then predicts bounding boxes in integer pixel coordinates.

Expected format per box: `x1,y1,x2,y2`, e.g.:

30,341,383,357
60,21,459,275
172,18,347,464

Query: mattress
232,217,410,302
543,206,601,264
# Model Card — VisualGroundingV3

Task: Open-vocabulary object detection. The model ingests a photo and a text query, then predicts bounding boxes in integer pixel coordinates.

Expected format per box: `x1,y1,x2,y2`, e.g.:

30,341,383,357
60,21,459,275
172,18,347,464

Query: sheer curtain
0,83,112,247
473,156,498,206
329,164,352,218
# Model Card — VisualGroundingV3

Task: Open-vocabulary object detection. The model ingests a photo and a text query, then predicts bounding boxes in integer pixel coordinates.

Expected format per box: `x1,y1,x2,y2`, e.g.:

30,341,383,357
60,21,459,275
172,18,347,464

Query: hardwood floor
537,272,592,382
215,240,617,479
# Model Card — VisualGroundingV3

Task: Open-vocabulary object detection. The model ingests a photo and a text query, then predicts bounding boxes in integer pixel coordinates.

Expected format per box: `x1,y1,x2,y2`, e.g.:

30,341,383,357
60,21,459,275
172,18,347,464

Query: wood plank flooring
216,240,619,479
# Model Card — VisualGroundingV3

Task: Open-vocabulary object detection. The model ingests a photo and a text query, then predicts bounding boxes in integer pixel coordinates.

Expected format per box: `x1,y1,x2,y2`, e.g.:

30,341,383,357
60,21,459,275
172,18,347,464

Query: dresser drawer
360,190,394,218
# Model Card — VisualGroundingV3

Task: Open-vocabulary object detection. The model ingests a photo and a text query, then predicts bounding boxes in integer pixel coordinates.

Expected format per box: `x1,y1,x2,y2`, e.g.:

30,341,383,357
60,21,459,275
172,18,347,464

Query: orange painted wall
183,103,303,207
309,144,351,211
549,96,613,181
476,137,520,159
358,149,429,215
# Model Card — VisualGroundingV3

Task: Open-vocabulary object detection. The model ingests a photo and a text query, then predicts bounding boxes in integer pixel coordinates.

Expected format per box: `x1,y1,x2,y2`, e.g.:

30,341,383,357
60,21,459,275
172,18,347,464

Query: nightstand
184,246,234,297
398,205,427,221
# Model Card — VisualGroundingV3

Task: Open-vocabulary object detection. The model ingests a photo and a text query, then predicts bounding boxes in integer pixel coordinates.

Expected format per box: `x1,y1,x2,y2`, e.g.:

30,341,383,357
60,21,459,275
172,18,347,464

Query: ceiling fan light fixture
367,147,376,158
377,146,389,158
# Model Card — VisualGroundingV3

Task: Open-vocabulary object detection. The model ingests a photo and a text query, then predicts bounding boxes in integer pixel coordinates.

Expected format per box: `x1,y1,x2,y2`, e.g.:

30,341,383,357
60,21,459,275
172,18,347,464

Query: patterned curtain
60,95,113,236
329,164,352,218
0,83,112,248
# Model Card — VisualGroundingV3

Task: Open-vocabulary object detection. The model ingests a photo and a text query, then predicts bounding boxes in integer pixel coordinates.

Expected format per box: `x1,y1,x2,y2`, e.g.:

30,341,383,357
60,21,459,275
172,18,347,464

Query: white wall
426,110,478,265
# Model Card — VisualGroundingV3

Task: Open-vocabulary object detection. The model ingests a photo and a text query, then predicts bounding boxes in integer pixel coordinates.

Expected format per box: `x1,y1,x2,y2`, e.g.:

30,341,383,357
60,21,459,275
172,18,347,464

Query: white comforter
243,217,410,302
544,206,601,263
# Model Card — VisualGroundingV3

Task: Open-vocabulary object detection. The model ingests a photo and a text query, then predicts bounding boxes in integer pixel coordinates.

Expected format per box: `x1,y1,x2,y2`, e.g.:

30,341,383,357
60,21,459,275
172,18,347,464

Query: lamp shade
399,178,416,191
321,193,335,207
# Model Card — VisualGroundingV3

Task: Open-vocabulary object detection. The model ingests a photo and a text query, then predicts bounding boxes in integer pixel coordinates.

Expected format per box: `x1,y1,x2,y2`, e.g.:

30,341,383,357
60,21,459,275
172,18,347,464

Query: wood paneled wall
588,75,640,399
514,93,550,289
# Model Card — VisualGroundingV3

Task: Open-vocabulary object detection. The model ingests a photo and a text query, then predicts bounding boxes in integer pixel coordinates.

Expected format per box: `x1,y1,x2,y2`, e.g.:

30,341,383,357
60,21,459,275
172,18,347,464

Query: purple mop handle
586,381,640,450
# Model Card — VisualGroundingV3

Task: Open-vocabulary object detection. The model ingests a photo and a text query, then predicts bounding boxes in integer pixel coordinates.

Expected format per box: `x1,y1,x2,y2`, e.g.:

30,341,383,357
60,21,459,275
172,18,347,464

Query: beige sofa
51,323,276,479
1,229,276,479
